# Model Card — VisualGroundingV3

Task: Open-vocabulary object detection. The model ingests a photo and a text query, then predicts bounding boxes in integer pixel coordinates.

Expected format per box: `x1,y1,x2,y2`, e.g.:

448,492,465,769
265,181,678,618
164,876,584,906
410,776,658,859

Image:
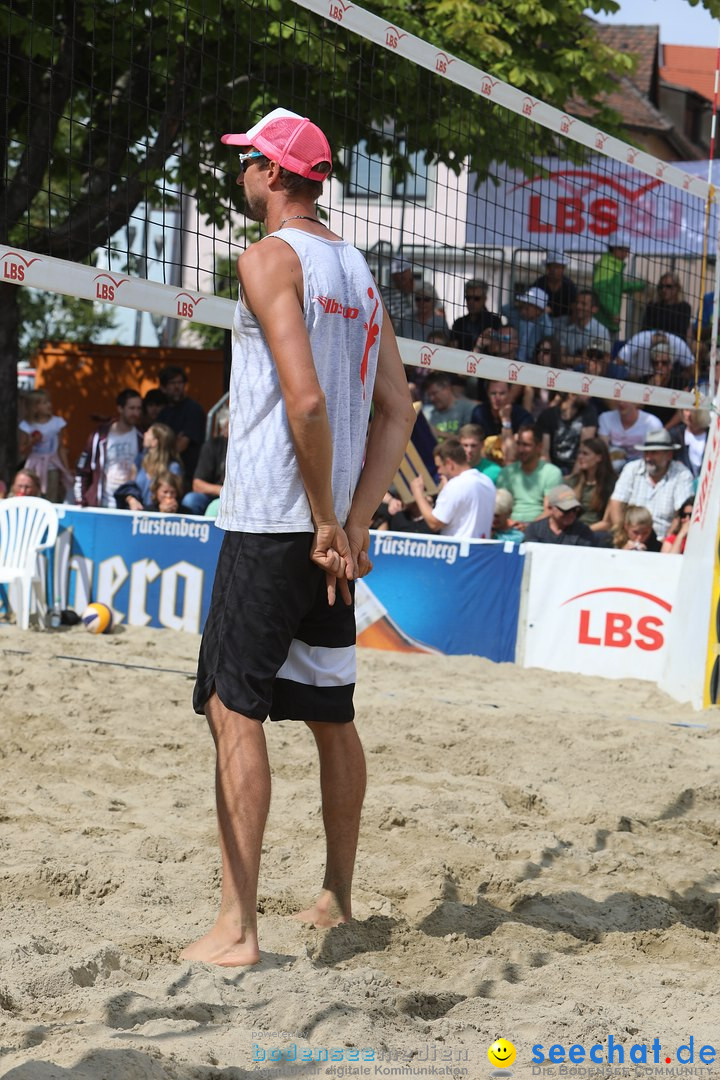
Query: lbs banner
467,157,715,256
518,544,684,682
54,509,525,661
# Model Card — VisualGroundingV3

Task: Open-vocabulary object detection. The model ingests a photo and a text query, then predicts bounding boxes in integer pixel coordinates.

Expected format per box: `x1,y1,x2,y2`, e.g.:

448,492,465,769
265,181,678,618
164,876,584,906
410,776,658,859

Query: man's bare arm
345,314,416,532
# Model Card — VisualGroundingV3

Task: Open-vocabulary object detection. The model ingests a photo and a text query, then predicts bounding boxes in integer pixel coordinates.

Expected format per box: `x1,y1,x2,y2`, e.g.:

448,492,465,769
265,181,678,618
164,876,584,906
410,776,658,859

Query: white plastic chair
0,497,59,630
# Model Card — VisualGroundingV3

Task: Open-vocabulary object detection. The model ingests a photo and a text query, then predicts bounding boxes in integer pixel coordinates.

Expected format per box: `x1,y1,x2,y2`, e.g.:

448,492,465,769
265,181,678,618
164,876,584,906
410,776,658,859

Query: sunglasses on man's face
586,349,604,359
237,150,266,172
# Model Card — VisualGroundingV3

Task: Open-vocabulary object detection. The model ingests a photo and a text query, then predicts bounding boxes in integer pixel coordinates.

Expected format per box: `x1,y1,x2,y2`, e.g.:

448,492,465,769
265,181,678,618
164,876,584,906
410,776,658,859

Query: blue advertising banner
55,509,523,661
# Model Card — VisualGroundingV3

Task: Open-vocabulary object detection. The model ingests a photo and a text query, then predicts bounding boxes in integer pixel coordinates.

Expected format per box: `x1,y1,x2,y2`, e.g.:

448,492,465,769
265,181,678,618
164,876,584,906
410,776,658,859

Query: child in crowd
151,471,184,513
613,505,661,552
492,489,525,542
18,389,73,502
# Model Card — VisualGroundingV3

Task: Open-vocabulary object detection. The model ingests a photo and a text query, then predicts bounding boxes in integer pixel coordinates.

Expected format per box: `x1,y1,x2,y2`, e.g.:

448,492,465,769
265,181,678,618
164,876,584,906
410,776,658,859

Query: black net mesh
1,0,716,397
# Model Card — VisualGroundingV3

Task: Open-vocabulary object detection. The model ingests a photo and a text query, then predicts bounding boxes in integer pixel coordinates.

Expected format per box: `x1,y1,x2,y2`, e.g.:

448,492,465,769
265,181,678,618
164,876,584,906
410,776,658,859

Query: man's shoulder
523,518,551,542
536,461,562,482
667,460,694,483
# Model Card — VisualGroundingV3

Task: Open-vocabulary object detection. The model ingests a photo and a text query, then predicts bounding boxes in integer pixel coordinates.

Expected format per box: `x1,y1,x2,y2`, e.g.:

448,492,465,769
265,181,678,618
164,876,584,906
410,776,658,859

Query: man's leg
294,720,366,928
181,692,270,966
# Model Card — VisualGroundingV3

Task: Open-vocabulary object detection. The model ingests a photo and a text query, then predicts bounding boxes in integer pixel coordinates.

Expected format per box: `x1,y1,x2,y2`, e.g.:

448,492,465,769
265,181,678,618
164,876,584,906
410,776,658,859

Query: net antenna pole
709,36,720,406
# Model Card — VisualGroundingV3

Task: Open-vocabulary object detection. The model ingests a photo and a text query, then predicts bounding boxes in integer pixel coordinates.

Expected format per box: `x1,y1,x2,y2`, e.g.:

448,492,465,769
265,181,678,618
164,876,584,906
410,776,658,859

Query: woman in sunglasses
661,498,695,554
642,272,691,341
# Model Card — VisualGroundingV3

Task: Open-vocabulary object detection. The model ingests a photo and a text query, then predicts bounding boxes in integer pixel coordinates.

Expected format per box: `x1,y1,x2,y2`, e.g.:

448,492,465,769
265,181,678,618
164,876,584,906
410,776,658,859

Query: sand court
1,623,719,1078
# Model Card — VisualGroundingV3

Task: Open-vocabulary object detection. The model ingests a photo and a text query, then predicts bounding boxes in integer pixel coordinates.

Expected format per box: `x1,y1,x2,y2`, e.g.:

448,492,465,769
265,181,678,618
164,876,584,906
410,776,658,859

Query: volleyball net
3,0,719,407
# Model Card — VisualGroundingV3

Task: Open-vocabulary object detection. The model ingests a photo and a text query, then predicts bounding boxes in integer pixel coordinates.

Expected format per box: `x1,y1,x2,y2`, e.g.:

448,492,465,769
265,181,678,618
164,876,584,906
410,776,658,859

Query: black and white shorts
193,531,356,723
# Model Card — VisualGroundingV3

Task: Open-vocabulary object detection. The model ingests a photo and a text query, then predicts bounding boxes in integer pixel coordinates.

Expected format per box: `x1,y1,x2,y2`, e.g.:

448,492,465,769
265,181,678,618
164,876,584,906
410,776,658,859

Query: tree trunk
0,283,20,487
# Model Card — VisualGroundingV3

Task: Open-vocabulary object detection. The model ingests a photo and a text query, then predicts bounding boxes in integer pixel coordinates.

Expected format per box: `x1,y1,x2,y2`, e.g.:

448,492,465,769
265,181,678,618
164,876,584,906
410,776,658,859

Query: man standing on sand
182,108,415,967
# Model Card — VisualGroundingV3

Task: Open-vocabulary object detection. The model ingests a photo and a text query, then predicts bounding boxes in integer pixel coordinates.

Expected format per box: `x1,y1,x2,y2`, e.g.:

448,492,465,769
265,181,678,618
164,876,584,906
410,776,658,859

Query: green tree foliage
0,0,671,480
19,291,119,359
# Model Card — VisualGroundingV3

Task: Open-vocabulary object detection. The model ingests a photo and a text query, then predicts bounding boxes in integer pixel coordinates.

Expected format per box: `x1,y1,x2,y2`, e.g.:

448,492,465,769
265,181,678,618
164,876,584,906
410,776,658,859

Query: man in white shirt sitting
409,438,496,538
598,400,662,472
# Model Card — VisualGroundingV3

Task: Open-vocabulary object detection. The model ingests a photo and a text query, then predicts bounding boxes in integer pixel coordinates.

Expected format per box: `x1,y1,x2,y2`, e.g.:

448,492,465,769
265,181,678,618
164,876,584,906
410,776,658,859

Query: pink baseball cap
221,107,332,182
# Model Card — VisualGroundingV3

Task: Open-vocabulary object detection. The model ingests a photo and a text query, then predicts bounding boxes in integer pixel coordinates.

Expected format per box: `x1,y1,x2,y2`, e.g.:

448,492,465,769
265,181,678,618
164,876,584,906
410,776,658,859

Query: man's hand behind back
311,520,354,607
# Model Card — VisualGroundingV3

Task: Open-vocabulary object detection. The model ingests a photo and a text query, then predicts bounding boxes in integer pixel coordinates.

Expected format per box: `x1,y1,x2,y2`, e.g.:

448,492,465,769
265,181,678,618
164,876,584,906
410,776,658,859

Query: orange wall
32,343,224,468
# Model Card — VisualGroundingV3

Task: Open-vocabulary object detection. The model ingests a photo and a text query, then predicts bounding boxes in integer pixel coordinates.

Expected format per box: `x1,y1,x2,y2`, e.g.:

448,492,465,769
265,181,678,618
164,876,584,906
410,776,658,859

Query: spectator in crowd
617,329,693,380
668,407,710,479
522,336,563,417
157,365,206,483
475,324,519,361
410,438,496,538
555,289,611,359
523,484,596,546
537,393,597,474
183,410,229,516
532,249,577,320
576,340,629,382
643,342,687,425
151,471,184,513
458,423,502,484
451,279,501,351
74,388,144,508
607,428,695,539
661,497,694,554
423,372,475,438
598,400,662,471
532,336,563,369
141,388,168,430
117,422,183,511
566,438,616,531
592,238,646,335
381,257,415,330
373,492,433,534
397,282,449,342
9,468,42,498
497,424,563,528
492,489,525,542
613,504,661,552
694,289,714,341
503,286,554,362
18,389,73,503
471,380,532,439
642,272,691,340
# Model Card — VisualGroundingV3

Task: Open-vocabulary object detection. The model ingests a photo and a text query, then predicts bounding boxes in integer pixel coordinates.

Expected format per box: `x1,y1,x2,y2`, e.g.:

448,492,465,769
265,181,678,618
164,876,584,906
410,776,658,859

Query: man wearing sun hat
607,428,694,538
184,107,415,967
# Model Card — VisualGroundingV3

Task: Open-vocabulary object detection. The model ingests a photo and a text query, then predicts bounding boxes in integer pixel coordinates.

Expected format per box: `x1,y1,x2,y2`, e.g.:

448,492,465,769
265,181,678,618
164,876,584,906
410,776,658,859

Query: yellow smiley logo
488,1039,517,1068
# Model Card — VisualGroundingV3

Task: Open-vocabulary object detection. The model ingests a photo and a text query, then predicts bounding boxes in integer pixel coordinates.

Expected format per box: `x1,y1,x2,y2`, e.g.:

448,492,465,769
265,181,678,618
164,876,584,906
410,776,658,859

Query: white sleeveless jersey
216,229,382,533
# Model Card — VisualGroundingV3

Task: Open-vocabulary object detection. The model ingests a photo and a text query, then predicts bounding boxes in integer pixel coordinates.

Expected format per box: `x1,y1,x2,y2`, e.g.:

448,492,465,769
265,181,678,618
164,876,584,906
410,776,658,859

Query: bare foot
180,928,260,967
293,889,350,928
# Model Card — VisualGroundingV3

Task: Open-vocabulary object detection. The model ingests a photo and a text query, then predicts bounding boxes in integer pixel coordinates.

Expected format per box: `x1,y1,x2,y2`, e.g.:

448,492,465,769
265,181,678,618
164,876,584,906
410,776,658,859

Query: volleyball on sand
81,602,113,635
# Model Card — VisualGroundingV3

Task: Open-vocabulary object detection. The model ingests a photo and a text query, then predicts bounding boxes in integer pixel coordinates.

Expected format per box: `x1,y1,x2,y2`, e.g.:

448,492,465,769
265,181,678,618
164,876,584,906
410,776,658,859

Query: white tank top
216,229,382,533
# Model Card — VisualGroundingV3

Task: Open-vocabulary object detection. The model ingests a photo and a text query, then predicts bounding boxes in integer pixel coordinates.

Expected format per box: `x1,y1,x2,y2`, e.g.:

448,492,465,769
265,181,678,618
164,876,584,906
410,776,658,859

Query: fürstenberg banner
467,158,717,256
